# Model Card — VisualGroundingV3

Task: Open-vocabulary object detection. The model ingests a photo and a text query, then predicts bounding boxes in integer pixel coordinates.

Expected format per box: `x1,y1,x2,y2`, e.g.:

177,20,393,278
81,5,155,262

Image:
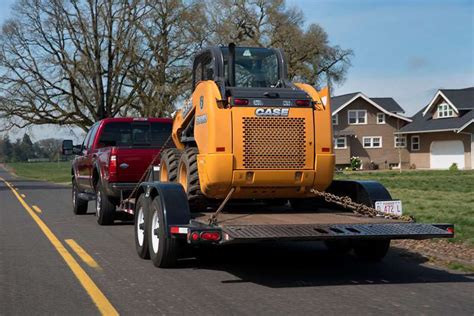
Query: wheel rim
136,206,145,246
151,210,160,254
160,163,168,182
96,190,101,217
72,184,76,208
178,162,188,192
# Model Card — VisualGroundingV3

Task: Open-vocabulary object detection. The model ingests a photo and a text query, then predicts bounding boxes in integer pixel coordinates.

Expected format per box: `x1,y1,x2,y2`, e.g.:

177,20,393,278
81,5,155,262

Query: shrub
449,163,459,171
350,156,361,170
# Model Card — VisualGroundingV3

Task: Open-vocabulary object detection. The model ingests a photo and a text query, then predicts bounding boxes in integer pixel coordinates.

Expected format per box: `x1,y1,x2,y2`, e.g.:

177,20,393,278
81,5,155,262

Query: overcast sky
1,0,473,142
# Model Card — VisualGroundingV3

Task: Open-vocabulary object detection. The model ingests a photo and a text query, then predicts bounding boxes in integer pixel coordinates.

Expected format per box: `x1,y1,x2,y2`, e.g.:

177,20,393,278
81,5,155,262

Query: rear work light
295,99,311,106
233,98,249,106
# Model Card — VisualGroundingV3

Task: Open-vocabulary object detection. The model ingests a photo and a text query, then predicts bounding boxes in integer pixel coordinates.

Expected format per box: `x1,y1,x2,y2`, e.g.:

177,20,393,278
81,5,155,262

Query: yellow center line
0,176,118,316
21,193,26,198
66,239,102,271
32,205,42,214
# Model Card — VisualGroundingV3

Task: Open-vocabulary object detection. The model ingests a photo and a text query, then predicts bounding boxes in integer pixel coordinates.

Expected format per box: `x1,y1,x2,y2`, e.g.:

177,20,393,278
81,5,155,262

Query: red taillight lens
201,231,221,241
295,99,311,106
447,227,454,234
109,153,117,181
233,98,249,106
322,147,330,153
191,232,200,241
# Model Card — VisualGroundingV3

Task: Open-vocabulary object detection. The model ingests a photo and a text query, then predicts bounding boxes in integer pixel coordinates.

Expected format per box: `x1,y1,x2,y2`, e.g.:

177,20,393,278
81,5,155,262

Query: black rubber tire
148,197,180,268
353,239,391,262
324,240,352,256
265,199,288,207
158,148,182,182
177,147,208,212
72,178,88,215
95,182,116,225
134,194,150,259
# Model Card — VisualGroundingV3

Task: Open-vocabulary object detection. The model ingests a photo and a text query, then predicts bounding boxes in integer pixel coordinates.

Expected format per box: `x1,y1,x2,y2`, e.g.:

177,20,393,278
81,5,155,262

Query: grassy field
5,161,71,184
336,170,474,245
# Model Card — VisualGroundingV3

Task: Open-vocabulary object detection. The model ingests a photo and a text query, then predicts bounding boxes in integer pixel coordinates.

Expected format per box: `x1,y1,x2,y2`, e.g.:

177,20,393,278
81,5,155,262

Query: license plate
375,200,403,216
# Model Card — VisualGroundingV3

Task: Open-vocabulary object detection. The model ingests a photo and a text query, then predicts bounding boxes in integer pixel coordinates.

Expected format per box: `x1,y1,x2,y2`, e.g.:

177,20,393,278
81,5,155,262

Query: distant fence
27,158,50,163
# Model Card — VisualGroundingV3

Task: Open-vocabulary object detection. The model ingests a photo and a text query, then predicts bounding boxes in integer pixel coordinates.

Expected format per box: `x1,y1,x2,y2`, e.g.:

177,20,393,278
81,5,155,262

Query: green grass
336,170,474,245
6,162,71,184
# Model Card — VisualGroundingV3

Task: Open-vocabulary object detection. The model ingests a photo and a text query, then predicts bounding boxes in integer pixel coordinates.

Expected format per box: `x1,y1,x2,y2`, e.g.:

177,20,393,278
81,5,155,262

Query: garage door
430,140,465,169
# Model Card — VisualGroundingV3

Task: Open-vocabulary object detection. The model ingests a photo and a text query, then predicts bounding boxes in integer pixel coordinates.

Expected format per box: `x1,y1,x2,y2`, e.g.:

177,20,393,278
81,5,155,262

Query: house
397,87,473,170
331,92,412,169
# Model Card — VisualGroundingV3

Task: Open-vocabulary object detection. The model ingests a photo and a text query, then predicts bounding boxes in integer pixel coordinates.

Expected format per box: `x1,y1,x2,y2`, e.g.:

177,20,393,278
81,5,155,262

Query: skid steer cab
130,44,454,268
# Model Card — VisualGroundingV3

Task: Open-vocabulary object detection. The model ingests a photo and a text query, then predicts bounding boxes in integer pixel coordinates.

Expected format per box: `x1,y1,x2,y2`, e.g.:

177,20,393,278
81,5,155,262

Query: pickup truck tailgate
115,148,161,182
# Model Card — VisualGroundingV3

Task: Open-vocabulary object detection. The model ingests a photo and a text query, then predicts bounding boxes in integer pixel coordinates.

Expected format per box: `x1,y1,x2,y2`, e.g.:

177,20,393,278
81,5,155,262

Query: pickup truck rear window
98,122,172,148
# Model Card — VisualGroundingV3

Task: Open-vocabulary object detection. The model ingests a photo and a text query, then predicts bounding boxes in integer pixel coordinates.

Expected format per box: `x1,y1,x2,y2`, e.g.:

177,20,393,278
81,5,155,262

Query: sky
1,0,473,141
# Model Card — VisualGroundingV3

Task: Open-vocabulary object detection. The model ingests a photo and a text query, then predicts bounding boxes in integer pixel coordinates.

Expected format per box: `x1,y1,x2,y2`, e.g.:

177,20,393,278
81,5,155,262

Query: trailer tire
72,178,88,215
177,147,208,212
158,148,181,182
148,197,180,268
96,182,115,225
353,239,391,262
134,194,150,259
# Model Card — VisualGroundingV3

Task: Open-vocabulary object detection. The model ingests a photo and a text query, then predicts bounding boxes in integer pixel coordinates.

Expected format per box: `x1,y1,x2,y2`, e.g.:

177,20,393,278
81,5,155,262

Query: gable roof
399,107,473,134
422,87,474,116
331,92,411,122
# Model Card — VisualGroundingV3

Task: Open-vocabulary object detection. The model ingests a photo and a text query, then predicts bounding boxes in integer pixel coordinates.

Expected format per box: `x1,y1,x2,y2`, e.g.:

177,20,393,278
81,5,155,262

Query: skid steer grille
242,117,306,169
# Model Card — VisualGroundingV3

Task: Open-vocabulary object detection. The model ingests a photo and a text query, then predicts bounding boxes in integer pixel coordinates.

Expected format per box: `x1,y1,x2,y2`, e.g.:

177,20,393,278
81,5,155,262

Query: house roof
331,92,411,122
439,87,474,110
400,87,474,134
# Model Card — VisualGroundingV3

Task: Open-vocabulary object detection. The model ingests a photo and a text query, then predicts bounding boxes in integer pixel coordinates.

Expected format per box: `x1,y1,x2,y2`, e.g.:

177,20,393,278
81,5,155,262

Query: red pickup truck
66,117,173,225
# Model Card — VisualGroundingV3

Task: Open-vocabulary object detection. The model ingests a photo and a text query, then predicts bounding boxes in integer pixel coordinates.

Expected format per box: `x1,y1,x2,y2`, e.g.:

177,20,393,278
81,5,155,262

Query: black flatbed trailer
127,180,454,268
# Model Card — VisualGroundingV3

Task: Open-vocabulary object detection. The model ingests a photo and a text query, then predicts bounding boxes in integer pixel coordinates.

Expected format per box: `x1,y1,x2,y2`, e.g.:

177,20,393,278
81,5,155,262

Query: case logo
255,108,289,117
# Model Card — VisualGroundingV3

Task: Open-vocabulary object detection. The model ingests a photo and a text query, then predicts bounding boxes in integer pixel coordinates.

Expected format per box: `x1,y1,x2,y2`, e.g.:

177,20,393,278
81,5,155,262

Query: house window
377,113,385,124
394,135,406,148
363,136,382,148
437,103,454,118
411,135,420,151
332,114,338,125
348,110,367,124
334,136,347,149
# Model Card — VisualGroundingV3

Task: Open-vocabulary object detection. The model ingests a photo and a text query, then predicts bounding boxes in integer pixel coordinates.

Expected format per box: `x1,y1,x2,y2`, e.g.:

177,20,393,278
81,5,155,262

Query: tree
208,0,352,88
0,0,147,132
20,133,35,160
35,138,62,161
0,134,13,162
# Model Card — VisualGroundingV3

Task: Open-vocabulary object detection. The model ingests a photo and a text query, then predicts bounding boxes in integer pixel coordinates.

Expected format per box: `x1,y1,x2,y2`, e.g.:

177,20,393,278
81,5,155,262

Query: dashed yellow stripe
0,176,118,316
66,239,102,271
32,205,42,214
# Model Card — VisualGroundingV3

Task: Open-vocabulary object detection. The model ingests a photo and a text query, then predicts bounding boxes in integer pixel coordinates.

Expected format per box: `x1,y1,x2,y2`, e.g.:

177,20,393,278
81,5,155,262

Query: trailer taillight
191,232,200,241
201,231,221,241
447,227,454,234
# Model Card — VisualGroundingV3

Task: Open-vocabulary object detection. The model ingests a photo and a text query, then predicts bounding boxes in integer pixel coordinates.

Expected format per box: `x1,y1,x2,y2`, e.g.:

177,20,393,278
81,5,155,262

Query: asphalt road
1,166,473,315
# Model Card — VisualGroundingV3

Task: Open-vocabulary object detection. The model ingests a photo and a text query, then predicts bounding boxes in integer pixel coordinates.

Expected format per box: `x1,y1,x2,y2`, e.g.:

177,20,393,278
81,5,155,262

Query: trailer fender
141,182,191,237
326,180,392,207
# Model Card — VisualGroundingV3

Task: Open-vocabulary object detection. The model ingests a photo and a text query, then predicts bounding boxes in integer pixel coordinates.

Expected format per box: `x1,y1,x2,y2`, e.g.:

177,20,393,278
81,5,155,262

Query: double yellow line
0,177,118,315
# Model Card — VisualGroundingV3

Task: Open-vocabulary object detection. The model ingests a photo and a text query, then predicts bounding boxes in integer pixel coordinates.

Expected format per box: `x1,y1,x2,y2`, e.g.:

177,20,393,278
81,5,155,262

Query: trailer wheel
177,147,207,212
147,197,180,268
353,239,391,262
158,148,181,182
134,194,150,259
72,178,88,215
96,182,115,225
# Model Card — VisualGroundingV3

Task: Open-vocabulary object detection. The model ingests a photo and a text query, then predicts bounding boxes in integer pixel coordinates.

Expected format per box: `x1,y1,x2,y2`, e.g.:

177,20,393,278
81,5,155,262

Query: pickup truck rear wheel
134,194,150,259
148,197,180,268
159,148,181,182
72,178,88,215
353,239,391,262
177,148,207,212
96,182,115,225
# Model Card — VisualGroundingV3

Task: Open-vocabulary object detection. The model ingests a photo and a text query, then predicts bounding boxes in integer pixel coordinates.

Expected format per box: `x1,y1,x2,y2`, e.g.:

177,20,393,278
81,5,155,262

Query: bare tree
0,0,146,132
208,0,353,88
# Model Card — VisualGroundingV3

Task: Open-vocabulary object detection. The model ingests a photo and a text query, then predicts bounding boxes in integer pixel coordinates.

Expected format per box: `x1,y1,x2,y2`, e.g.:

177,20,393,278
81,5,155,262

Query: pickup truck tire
177,148,207,212
72,179,88,215
353,239,391,262
96,182,115,225
148,197,179,268
134,194,150,259
158,148,181,182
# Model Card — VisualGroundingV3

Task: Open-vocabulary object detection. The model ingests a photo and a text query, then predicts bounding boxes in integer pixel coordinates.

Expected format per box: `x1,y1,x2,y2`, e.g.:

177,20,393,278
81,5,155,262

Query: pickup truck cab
70,117,173,225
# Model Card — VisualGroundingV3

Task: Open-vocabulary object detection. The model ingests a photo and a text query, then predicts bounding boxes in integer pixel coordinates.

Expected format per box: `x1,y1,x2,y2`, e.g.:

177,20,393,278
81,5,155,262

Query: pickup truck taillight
109,148,118,182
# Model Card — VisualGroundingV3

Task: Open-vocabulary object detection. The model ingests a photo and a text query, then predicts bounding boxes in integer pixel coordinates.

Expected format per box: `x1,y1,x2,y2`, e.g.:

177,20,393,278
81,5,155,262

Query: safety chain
310,189,414,222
